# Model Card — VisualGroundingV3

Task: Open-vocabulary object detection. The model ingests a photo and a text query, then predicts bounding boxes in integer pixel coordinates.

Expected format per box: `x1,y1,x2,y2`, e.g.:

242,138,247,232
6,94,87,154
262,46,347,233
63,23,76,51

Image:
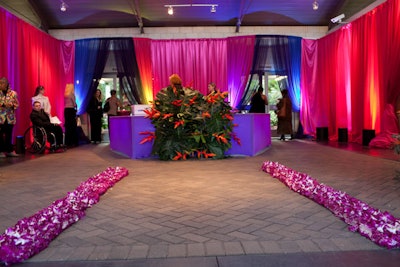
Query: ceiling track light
60,1,68,12
210,5,216,13
312,1,319,11
168,6,174,15
164,3,218,15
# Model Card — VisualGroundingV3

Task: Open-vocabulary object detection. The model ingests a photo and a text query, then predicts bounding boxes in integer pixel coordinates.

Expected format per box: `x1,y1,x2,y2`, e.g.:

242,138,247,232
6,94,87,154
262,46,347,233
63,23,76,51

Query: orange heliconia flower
222,113,234,120
172,99,183,106
139,131,155,144
163,113,174,119
202,111,211,118
143,108,160,119
174,120,185,128
231,132,241,145
196,150,216,159
212,133,228,144
173,151,188,160
188,95,197,105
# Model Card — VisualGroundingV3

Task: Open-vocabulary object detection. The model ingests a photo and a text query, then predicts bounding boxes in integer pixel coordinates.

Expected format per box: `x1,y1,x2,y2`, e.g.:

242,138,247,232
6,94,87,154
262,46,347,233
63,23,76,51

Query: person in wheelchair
30,101,65,151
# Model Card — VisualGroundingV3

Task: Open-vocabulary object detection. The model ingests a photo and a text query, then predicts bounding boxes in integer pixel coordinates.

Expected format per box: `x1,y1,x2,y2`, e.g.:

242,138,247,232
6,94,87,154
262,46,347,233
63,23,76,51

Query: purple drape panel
0,7,74,138
227,36,255,108
151,39,227,96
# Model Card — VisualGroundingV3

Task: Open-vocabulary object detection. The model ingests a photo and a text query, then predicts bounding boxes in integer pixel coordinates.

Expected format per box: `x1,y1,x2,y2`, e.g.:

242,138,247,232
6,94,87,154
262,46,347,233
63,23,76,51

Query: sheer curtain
113,38,144,105
151,38,227,97
238,35,302,112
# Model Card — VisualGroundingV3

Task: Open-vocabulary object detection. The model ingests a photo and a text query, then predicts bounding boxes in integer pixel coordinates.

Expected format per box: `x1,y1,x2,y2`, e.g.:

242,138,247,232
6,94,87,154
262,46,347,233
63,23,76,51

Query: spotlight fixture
312,1,319,10
60,1,68,12
165,3,218,14
168,6,174,15
210,5,216,13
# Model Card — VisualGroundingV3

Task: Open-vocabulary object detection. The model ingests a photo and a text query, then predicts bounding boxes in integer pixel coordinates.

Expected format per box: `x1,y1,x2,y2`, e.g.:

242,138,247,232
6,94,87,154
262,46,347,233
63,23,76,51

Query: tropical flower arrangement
0,167,129,266
141,85,240,160
262,161,400,249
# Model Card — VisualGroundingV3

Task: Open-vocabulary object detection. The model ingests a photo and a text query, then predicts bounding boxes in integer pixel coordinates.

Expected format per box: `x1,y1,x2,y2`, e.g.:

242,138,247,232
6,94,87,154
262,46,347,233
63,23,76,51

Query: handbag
103,101,110,112
277,99,287,118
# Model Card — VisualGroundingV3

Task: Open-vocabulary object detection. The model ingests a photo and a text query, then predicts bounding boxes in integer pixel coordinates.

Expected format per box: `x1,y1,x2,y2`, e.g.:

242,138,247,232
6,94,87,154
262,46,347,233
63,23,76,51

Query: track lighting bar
164,3,218,15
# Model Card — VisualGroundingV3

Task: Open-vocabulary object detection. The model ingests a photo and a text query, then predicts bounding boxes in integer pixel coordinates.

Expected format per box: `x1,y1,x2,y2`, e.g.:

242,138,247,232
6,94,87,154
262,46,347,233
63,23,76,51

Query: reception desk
109,113,271,159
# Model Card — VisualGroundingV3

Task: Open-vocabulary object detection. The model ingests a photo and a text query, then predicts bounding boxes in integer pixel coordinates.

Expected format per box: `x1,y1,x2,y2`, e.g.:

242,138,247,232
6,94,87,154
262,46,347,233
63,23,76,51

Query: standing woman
207,82,217,95
276,89,293,141
105,89,121,136
0,77,19,157
64,83,78,147
32,85,51,116
87,89,103,144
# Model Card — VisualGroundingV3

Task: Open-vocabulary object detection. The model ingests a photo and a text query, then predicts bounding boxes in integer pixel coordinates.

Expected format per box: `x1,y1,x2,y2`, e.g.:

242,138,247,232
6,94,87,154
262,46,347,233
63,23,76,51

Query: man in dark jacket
30,101,64,148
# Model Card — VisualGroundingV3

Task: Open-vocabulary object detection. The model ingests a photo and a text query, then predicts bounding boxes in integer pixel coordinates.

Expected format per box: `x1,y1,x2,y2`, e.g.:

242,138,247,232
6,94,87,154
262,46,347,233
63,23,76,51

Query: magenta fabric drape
0,8,74,139
376,0,400,112
227,36,255,108
301,28,352,140
133,37,153,103
151,38,227,97
301,0,400,144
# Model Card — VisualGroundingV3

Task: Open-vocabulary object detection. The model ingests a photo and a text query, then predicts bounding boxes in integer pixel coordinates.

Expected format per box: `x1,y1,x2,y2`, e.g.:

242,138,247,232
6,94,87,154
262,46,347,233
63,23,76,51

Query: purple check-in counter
109,113,271,159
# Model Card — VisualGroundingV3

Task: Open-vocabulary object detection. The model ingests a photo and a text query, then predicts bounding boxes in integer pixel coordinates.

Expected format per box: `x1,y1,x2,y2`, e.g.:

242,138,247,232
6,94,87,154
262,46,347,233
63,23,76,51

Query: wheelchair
23,126,64,154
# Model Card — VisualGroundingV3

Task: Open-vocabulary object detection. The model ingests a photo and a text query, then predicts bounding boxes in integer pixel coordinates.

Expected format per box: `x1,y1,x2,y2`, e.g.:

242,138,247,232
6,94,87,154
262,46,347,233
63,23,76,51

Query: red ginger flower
172,99,183,106
139,131,155,144
174,120,185,129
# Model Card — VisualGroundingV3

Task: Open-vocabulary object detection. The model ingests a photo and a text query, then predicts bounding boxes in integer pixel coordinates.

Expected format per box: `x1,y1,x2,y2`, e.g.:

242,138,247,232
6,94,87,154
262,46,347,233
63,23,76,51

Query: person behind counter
249,85,268,113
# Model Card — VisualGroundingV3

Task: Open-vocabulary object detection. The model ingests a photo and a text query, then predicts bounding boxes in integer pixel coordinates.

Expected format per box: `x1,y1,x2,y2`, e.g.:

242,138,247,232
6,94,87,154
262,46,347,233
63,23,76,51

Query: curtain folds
227,36,255,108
151,38,227,97
74,39,101,114
114,38,144,105
133,38,153,103
239,35,302,112
300,0,400,144
0,8,74,138
2,0,400,148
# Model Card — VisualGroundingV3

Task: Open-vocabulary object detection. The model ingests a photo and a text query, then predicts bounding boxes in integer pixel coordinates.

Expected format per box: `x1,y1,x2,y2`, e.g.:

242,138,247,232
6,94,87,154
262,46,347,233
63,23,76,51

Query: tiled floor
1,138,399,266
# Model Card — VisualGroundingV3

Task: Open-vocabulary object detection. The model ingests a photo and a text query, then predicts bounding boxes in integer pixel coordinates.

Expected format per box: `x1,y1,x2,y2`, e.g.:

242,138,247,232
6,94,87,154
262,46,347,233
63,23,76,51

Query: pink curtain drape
301,27,352,140
227,36,255,108
301,0,400,144
133,37,153,103
151,38,227,97
376,0,400,109
0,7,74,138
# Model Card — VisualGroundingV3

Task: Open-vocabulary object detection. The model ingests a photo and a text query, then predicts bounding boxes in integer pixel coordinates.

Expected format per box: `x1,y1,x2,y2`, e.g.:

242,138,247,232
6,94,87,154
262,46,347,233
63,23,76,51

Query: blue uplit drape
286,36,302,112
74,39,101,114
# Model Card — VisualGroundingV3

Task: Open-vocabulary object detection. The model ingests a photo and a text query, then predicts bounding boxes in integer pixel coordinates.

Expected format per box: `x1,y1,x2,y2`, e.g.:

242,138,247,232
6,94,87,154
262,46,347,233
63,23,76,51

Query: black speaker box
316,127,328,141
338,128,348,143
362,129,375,146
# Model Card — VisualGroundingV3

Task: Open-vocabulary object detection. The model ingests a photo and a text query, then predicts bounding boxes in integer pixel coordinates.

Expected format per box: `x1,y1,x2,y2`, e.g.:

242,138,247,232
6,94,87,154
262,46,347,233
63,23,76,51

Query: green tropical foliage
142,86,239,160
